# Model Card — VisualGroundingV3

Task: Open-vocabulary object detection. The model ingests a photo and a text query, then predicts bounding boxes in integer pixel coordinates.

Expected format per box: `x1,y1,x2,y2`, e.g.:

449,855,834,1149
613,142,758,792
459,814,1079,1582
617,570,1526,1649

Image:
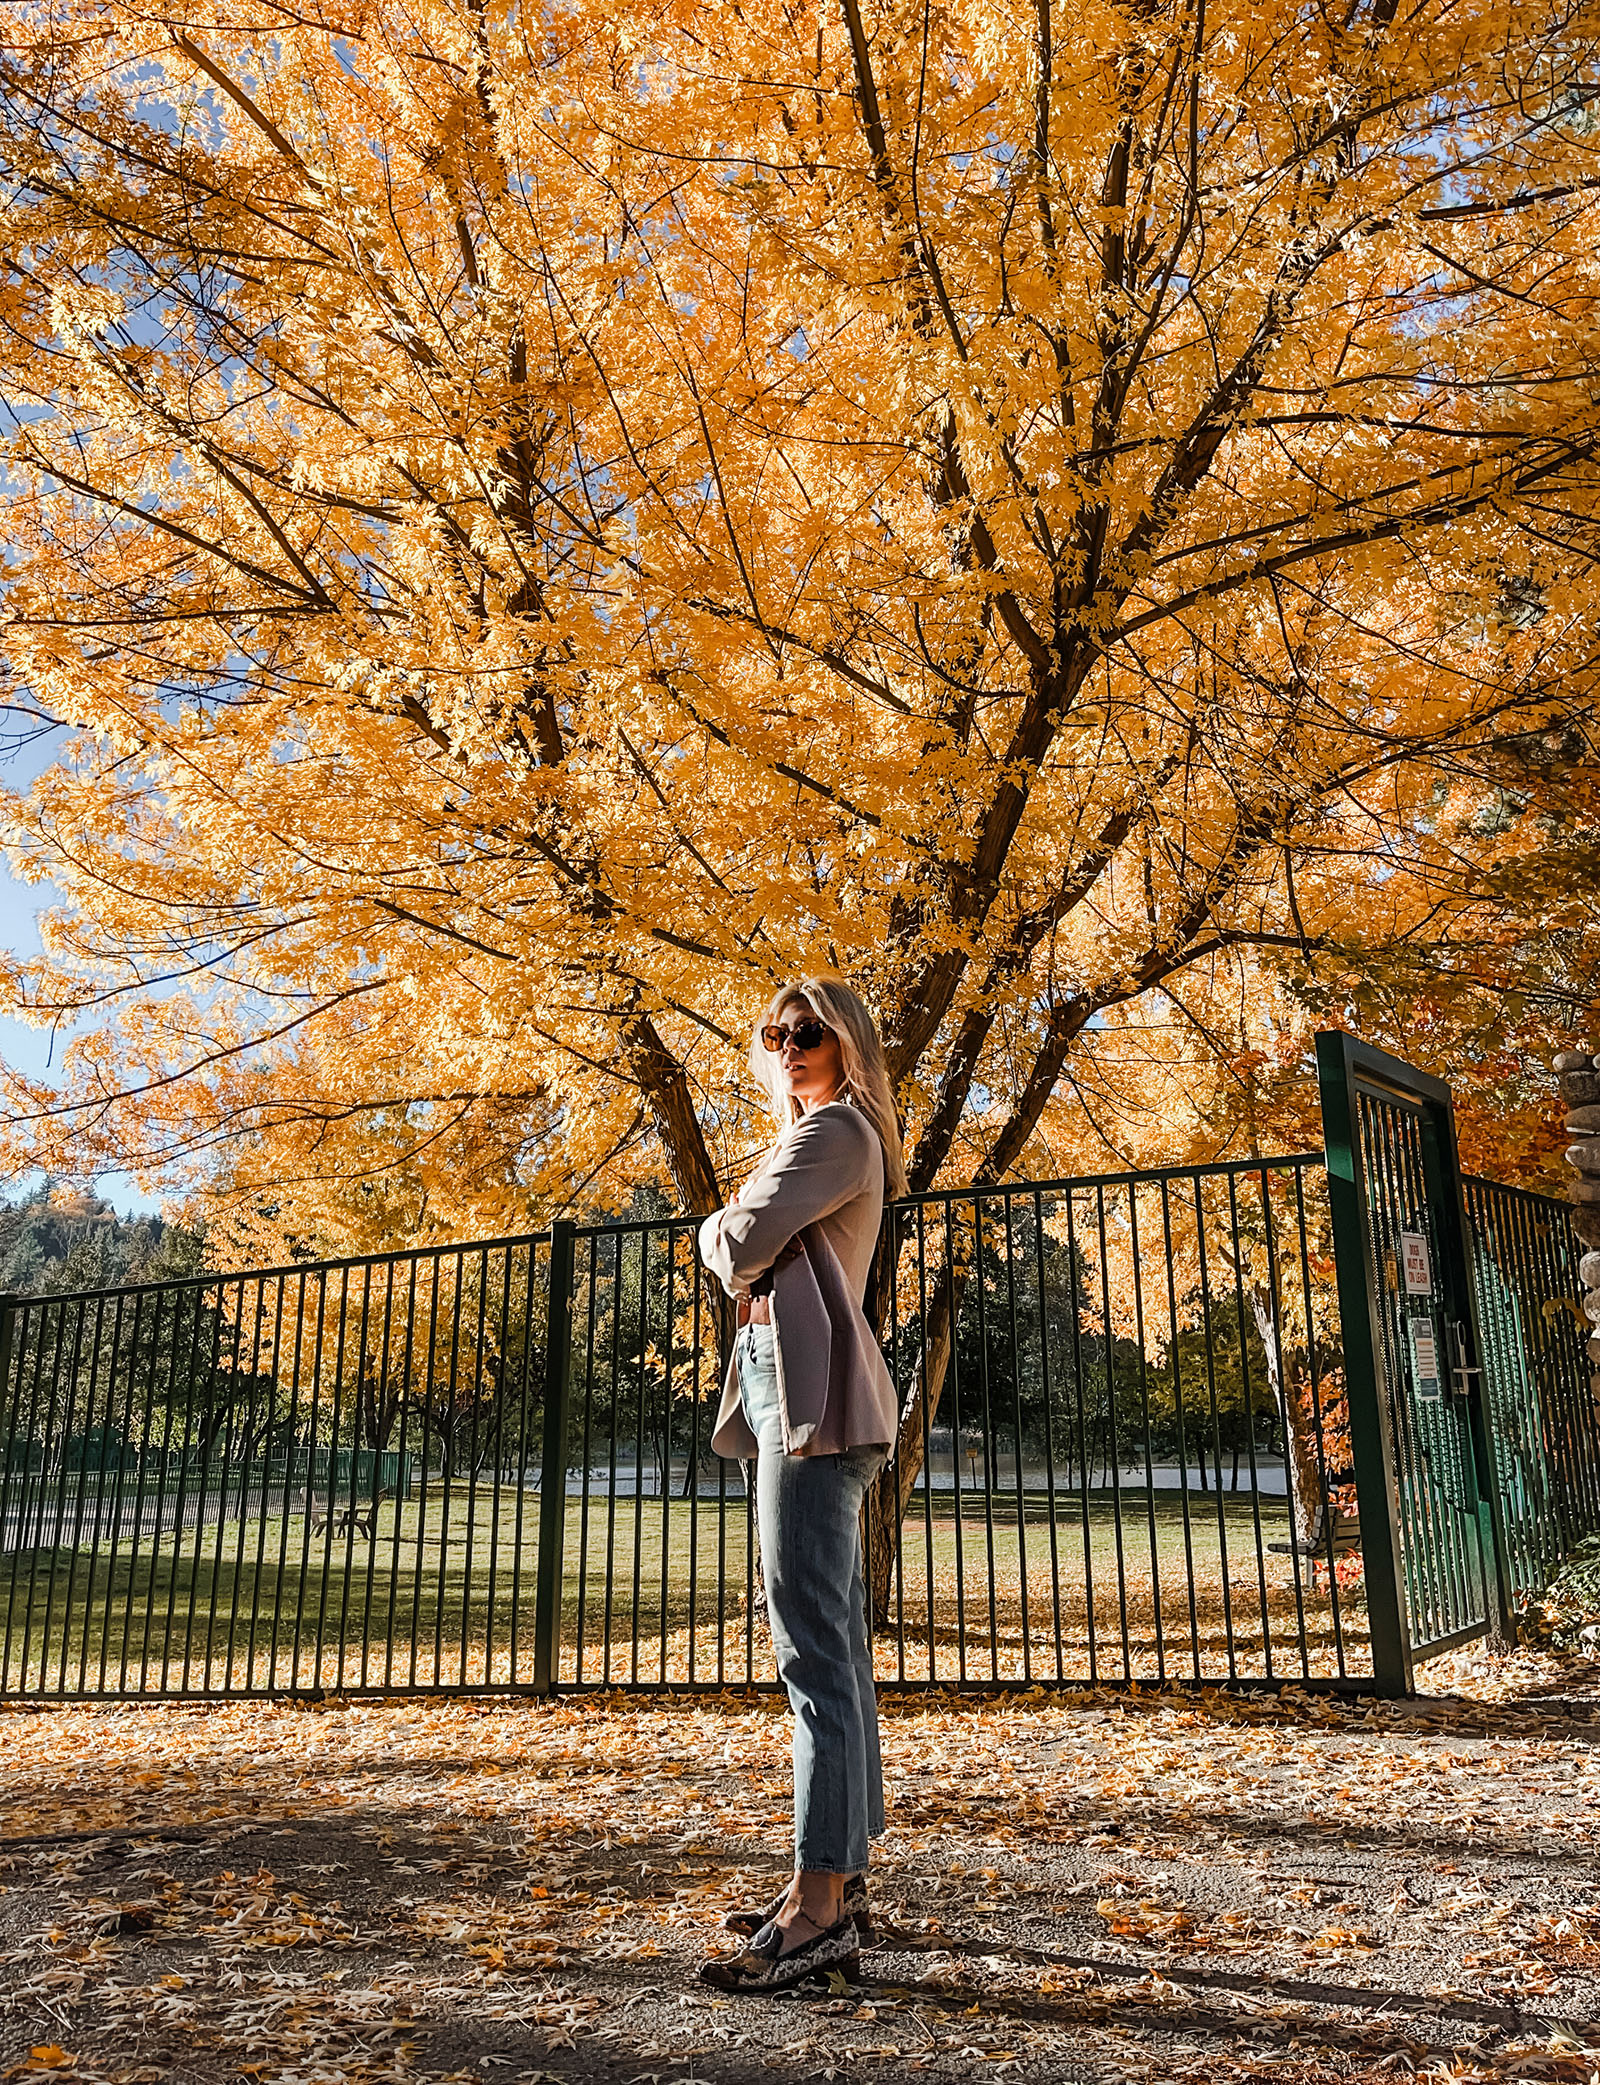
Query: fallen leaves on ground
1,1651,1599,2083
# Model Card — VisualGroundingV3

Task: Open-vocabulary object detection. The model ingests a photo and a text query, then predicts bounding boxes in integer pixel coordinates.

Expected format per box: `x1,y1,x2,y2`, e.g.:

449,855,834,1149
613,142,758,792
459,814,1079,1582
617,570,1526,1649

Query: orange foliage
0,0,1596,1248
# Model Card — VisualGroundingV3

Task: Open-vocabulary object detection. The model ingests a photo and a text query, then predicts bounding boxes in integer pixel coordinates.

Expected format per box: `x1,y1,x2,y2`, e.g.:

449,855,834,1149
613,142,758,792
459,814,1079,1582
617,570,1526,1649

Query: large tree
3,0,1599,1563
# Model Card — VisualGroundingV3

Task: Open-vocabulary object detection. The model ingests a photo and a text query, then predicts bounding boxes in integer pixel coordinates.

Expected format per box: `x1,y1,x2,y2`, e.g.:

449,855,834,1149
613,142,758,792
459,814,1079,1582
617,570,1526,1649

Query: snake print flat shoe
698,1911,861,1994
723,1874,874,1944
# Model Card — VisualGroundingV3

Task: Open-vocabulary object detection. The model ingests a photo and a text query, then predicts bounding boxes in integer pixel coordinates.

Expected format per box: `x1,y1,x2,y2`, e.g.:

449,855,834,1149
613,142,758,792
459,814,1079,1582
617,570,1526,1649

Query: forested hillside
0,1186,200,1297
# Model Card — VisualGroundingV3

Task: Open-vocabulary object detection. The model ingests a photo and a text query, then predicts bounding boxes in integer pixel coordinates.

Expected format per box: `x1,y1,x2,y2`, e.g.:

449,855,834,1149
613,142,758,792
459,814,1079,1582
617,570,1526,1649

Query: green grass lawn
0,1481,1371,1696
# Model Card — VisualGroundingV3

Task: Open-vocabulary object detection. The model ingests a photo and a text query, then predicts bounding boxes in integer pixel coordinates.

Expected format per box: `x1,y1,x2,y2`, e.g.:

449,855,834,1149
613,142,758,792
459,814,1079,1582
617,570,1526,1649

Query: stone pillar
1554,1050,1600,1392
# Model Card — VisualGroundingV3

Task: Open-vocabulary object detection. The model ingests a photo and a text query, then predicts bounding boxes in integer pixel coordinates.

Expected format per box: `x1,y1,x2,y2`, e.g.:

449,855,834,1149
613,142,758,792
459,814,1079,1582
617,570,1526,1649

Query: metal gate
1317,1033,1512,1691
1464,1172,1600,1601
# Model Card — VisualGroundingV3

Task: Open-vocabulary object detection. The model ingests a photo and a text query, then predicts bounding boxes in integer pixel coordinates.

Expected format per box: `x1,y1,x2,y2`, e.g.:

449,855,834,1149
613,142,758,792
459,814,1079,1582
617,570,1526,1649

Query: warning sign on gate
1399,1231,1432,1297
1409,1318,1443,1401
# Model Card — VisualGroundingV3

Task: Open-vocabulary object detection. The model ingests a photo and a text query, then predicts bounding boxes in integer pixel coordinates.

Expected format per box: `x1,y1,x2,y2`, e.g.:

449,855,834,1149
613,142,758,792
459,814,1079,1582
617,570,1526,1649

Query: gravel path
2,1652,1597,2083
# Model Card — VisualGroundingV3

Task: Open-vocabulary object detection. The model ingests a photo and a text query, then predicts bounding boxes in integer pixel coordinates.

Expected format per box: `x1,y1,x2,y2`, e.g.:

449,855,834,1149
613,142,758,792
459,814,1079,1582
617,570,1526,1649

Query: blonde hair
747,976,908,1200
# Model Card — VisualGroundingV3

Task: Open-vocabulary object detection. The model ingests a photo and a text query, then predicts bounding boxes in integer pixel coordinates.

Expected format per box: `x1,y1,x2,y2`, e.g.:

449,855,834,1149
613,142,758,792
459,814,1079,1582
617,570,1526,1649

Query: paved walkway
1,1646,1596,2083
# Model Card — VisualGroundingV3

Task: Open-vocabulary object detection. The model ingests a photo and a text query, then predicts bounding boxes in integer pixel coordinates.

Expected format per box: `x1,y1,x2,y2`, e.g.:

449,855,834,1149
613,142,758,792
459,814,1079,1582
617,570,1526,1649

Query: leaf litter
1,1637,1598,2083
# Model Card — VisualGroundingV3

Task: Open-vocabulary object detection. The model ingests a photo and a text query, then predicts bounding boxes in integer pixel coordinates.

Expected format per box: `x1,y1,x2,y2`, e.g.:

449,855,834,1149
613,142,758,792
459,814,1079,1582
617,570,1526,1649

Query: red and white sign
1400,1232,1432,1297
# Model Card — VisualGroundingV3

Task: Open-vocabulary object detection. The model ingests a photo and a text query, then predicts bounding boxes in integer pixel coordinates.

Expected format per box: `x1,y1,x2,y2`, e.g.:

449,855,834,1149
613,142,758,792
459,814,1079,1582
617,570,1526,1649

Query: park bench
1268,1505,1361,1580
309,1490,392,1542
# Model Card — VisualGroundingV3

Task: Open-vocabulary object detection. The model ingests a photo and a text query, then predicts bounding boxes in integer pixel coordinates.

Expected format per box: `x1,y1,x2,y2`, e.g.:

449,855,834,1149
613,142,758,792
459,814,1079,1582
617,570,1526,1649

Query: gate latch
1447,1318,1481,1400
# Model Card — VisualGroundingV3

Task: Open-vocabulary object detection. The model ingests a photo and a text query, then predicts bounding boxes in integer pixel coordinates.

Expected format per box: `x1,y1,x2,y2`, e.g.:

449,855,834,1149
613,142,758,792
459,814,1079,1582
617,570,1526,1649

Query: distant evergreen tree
0,1183,203,1297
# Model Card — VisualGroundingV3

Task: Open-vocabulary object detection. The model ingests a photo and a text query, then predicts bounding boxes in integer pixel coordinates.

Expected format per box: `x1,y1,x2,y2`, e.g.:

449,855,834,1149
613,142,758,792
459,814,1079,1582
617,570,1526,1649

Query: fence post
0,1292,19,1506
0,1291,18,1517
533,1223,576,1696
0,1293,17,1414
1315,1033,1413,1697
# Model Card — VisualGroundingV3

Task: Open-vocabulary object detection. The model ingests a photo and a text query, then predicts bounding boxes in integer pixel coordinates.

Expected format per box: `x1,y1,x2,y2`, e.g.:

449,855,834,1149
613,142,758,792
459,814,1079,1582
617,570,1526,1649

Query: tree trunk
1247,1282,1325,1550
864,1222,974,1619
682,1440,718,1498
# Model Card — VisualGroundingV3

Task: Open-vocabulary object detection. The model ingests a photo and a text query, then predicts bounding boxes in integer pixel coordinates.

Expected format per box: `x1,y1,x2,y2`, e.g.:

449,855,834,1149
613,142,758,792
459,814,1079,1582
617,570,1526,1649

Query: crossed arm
697,1108,878,1296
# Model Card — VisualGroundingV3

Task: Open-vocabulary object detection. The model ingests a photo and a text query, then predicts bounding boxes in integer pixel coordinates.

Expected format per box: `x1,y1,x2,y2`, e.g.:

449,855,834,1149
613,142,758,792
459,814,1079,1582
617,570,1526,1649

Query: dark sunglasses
761,1017,830,1054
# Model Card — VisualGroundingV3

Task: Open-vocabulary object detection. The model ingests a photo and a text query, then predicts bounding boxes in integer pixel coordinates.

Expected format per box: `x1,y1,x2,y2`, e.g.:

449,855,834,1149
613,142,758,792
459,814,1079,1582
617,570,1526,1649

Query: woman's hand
771,1236,806,1268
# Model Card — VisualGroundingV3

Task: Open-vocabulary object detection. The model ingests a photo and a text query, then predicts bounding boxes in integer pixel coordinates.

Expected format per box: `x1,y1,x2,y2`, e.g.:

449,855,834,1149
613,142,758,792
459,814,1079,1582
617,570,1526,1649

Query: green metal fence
0,1241,557,1698
1,1038,1596,1702
1466,1173,1600,1597
2,1160,1379,1699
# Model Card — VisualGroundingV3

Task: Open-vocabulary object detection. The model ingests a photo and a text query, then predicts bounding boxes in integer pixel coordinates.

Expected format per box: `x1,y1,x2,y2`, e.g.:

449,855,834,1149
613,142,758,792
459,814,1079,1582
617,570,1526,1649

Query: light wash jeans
738,1321,887,1875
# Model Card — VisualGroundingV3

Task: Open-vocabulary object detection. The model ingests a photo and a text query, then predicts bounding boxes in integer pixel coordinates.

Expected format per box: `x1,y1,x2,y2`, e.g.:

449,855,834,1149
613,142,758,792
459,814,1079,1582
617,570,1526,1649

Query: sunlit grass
0,1481,1370,1695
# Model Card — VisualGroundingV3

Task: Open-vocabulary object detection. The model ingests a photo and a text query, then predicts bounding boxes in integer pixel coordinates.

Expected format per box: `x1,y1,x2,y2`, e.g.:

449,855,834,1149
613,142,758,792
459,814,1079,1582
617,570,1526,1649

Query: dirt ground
2,1643,1598,2085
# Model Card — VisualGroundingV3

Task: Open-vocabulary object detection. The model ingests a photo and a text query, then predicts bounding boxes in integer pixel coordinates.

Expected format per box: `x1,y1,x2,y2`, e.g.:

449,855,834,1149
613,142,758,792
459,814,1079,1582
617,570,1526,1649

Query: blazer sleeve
697,1107,878,1296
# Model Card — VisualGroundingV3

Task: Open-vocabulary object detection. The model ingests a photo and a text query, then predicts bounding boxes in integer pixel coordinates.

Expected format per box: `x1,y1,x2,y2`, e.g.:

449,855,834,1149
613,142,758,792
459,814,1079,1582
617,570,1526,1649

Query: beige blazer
696,1102,899,1458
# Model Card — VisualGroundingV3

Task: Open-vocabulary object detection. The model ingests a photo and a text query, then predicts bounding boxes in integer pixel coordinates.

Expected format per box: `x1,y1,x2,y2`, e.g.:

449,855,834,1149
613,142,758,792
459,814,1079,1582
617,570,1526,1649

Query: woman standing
696,977,908,1994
